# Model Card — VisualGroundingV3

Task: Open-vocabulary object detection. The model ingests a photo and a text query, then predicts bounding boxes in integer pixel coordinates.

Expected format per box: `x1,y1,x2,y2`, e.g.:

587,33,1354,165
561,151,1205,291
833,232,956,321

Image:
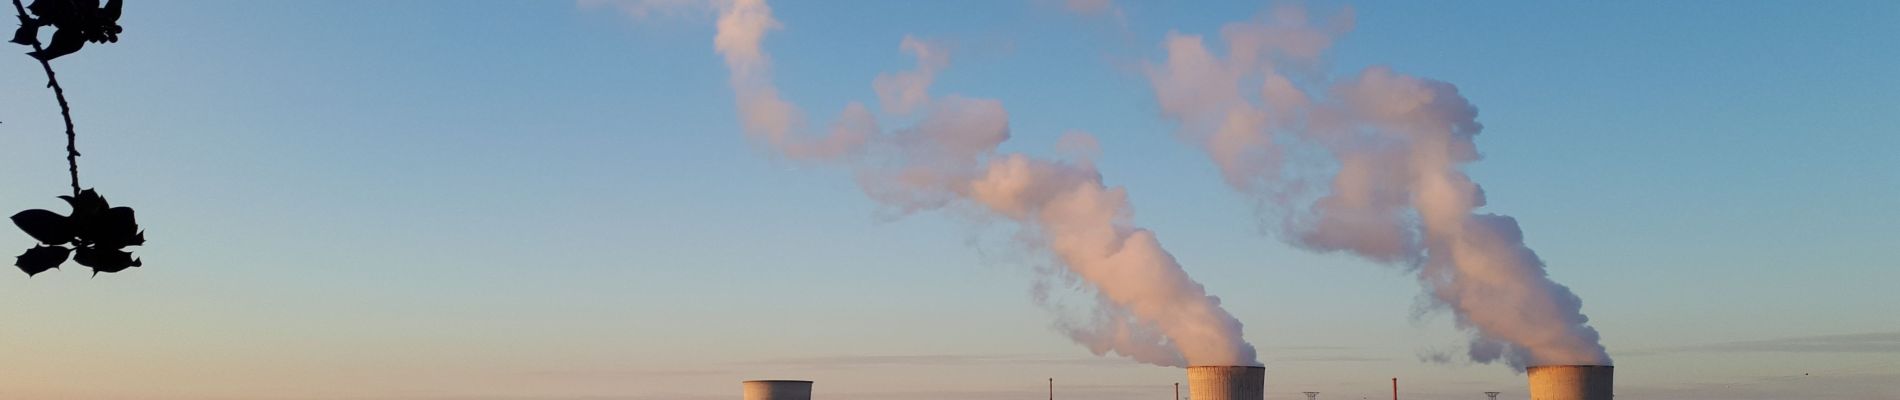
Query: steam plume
703,0,1257,367
1146,4,1608,369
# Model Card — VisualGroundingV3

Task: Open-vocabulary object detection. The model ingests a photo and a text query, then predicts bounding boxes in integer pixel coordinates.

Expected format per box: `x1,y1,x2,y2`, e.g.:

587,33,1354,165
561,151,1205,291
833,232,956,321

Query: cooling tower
1527,365,1612,400
743,380,813,400
1188,366,1265,400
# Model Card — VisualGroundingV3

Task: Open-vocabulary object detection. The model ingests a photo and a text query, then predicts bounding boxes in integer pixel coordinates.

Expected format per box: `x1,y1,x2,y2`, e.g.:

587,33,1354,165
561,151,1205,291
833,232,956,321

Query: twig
11,0,81,197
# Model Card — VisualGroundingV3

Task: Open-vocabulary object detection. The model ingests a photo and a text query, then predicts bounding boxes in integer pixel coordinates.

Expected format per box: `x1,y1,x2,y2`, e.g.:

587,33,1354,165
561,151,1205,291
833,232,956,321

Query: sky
0,1,1895,399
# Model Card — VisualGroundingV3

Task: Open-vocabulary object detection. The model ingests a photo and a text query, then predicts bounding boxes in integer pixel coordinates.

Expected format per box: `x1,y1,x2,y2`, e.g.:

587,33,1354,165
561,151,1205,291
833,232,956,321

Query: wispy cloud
578,0,710,19
822,384,1180,400
746,349,1390,368
1274,355,1390,363
1619,368,1900,400
395,395,728,400
1263,345,1358,351
745,353,1126,368
1059,0,1122,19
1626,332,1900,356
514,367,734,380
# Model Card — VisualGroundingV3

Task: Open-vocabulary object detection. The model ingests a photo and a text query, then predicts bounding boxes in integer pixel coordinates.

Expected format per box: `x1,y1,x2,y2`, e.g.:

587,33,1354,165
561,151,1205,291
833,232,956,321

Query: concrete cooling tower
743,380,813,400
1188,366,1265,400
1527,365,1612,400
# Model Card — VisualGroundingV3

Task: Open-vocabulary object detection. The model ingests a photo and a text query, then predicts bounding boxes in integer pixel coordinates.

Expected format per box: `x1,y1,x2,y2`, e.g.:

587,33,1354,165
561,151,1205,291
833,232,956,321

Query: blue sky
0,1,1894,399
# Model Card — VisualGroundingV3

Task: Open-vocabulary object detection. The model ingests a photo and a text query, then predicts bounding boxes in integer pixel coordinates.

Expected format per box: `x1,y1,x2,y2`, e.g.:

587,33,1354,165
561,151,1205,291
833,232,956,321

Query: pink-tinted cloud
692,0,1258,367
1147,4,1608,369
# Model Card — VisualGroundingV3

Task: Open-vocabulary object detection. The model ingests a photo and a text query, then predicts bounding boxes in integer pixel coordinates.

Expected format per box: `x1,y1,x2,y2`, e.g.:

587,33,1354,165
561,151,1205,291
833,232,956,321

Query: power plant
1187,366,1265,400
689,1,1623,399
1527,365,1613,400
734,365,1615,400
743,380,813,400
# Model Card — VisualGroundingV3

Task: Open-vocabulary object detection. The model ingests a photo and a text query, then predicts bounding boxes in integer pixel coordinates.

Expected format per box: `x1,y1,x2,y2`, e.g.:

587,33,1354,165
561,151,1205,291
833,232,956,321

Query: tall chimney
744,380,813,400
1187,366,1264,400
1527,365,1612,400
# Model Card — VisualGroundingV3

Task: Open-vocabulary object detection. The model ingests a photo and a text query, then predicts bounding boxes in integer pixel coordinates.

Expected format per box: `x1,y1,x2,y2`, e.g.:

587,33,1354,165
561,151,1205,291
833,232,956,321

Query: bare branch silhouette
11,0,84,195
7,0,141,276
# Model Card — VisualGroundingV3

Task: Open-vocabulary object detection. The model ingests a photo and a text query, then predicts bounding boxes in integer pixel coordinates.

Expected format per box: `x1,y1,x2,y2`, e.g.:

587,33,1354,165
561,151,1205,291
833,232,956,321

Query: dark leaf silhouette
88,0,117,43
10,189,144,276
82,206,137,247
56,190,143,248
15,0,122,61
11,208,72,244
60,188,107,215
21,0,73,26
32,22,79,59
15,245,69,275
9,14,34,45
73,245,136,274
8,2,142,278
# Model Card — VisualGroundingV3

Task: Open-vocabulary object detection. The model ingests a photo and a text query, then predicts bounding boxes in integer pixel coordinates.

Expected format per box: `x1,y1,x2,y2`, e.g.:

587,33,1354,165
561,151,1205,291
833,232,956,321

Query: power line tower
1304,392,1320,400
1484,392,1500,400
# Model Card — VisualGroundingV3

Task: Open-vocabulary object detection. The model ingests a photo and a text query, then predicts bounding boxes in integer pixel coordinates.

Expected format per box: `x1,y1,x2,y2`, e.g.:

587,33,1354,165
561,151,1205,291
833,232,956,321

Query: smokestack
1187,366,1264,400
1527,365,1612,400
743,380,813,400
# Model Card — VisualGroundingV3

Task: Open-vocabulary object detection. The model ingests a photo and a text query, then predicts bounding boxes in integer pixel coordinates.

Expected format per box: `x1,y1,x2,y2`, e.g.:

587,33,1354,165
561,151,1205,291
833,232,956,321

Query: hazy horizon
0,1,1894,400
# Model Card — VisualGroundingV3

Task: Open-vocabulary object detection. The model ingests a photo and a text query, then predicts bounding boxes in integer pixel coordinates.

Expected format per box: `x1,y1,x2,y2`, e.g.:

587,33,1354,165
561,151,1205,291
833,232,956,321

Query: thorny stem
11,0,81,197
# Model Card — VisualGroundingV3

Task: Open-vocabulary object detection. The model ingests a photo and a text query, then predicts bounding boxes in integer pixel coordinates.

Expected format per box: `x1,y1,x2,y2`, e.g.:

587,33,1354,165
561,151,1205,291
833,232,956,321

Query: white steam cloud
1146,4,1608,369
700,0,1258,367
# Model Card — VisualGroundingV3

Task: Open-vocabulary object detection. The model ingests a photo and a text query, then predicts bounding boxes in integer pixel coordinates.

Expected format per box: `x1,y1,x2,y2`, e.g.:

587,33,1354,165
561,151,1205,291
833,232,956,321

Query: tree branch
11,0,82,197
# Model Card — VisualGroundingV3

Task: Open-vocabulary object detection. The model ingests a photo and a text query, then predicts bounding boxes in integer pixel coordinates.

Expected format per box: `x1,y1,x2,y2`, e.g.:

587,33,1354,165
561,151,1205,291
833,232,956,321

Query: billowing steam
1146,4,1608,369
703,0,1258,367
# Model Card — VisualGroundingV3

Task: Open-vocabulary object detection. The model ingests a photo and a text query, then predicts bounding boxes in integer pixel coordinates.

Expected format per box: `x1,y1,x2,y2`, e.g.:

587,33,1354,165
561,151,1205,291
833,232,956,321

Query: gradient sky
0,1,1895,399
